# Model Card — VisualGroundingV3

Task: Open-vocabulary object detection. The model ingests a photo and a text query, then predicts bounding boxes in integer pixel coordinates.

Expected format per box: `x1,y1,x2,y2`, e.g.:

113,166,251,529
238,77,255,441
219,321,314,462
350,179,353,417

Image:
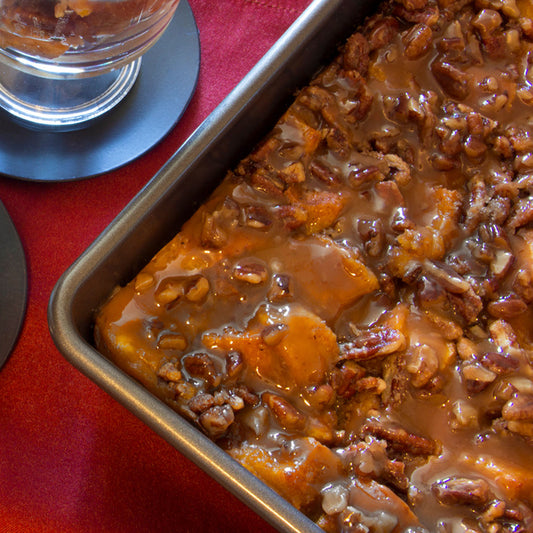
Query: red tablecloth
0,1,311,530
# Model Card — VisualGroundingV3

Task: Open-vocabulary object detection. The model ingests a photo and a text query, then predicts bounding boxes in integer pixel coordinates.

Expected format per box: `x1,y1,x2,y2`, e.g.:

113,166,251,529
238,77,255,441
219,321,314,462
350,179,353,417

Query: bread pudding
95,0,533,531
0,0,171,59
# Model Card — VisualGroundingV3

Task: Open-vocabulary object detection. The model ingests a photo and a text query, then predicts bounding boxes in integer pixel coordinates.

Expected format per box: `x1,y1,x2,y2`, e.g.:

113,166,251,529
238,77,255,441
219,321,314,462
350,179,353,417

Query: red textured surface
0,1,311,530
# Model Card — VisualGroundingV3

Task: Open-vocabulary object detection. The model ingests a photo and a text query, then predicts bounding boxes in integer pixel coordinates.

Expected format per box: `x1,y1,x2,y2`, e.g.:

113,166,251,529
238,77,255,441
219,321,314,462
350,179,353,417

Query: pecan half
262,392,305,430
362,419,437,456
431,477,491,507
338,327,405,363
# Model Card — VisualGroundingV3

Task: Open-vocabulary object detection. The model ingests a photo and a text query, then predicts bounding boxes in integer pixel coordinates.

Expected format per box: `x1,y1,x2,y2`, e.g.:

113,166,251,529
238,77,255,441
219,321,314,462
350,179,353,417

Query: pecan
157,333,187,351
362,419,437,456
490,249,514,279
487,295,527,319
262,392,305,430
198,404,234,439
232,261,268,284
390,207,415,232
431,153,458,171
338,327,406,363
184,276,210,303
267,274,292,301
249,169,286,197
261,323,288,346
348,166,384,188
450,399,478,429
182,353,220,388
242,205,272,229
406,344,439,388
514,268,533,303
502,394,533,422
157,361,182,383
395,0,428,10
330,361,367,398
358,218,385,257
462,362,497,394
508,197,533,230
366,16,400,50
352,376,387,394
343,32,370,74
431,477,491,507
431,59,470,100
173,380,197,400
306,384,335,409
232,384,260,406
155,278,184,306
200,213,227,248
225,351,244,379
480,351,520,374
382,459,410,492
375,180,406,207
384,153,411,186
447,287,483,324
463,135,488,159
188,392,215,414
309,159,340,186
214,389,244,411
134,272,154,293
423,260,470,294
279,161,306,184
403,23,433,59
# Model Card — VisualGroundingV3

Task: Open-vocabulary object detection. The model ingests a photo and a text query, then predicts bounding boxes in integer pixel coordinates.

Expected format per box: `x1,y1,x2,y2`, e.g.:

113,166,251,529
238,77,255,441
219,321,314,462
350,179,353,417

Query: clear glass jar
0,0,181,129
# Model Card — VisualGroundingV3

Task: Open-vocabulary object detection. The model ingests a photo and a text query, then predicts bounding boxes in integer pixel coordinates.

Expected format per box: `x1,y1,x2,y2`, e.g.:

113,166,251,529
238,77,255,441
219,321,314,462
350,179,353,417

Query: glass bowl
0,0,181,130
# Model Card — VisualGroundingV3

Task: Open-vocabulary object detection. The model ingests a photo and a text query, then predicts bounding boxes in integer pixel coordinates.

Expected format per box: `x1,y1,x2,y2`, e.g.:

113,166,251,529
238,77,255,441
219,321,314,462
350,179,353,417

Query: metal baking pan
48,0,377,530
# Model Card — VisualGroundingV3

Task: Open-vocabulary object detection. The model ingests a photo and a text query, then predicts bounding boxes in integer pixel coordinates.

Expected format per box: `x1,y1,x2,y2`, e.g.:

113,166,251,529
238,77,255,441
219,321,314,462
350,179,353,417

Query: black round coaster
0,200,26,368
0,0,200,181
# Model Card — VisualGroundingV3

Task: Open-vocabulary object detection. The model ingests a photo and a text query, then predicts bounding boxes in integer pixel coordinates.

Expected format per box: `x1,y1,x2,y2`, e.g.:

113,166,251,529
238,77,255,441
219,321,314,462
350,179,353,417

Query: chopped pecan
198,404,234,439
157,361,182,383
188,392,215,414
330,361,367,398
309,159,341,186
508,197,533,231
384,153,411,186
182,353,220,388
343,32,370,74
232,384,259,406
